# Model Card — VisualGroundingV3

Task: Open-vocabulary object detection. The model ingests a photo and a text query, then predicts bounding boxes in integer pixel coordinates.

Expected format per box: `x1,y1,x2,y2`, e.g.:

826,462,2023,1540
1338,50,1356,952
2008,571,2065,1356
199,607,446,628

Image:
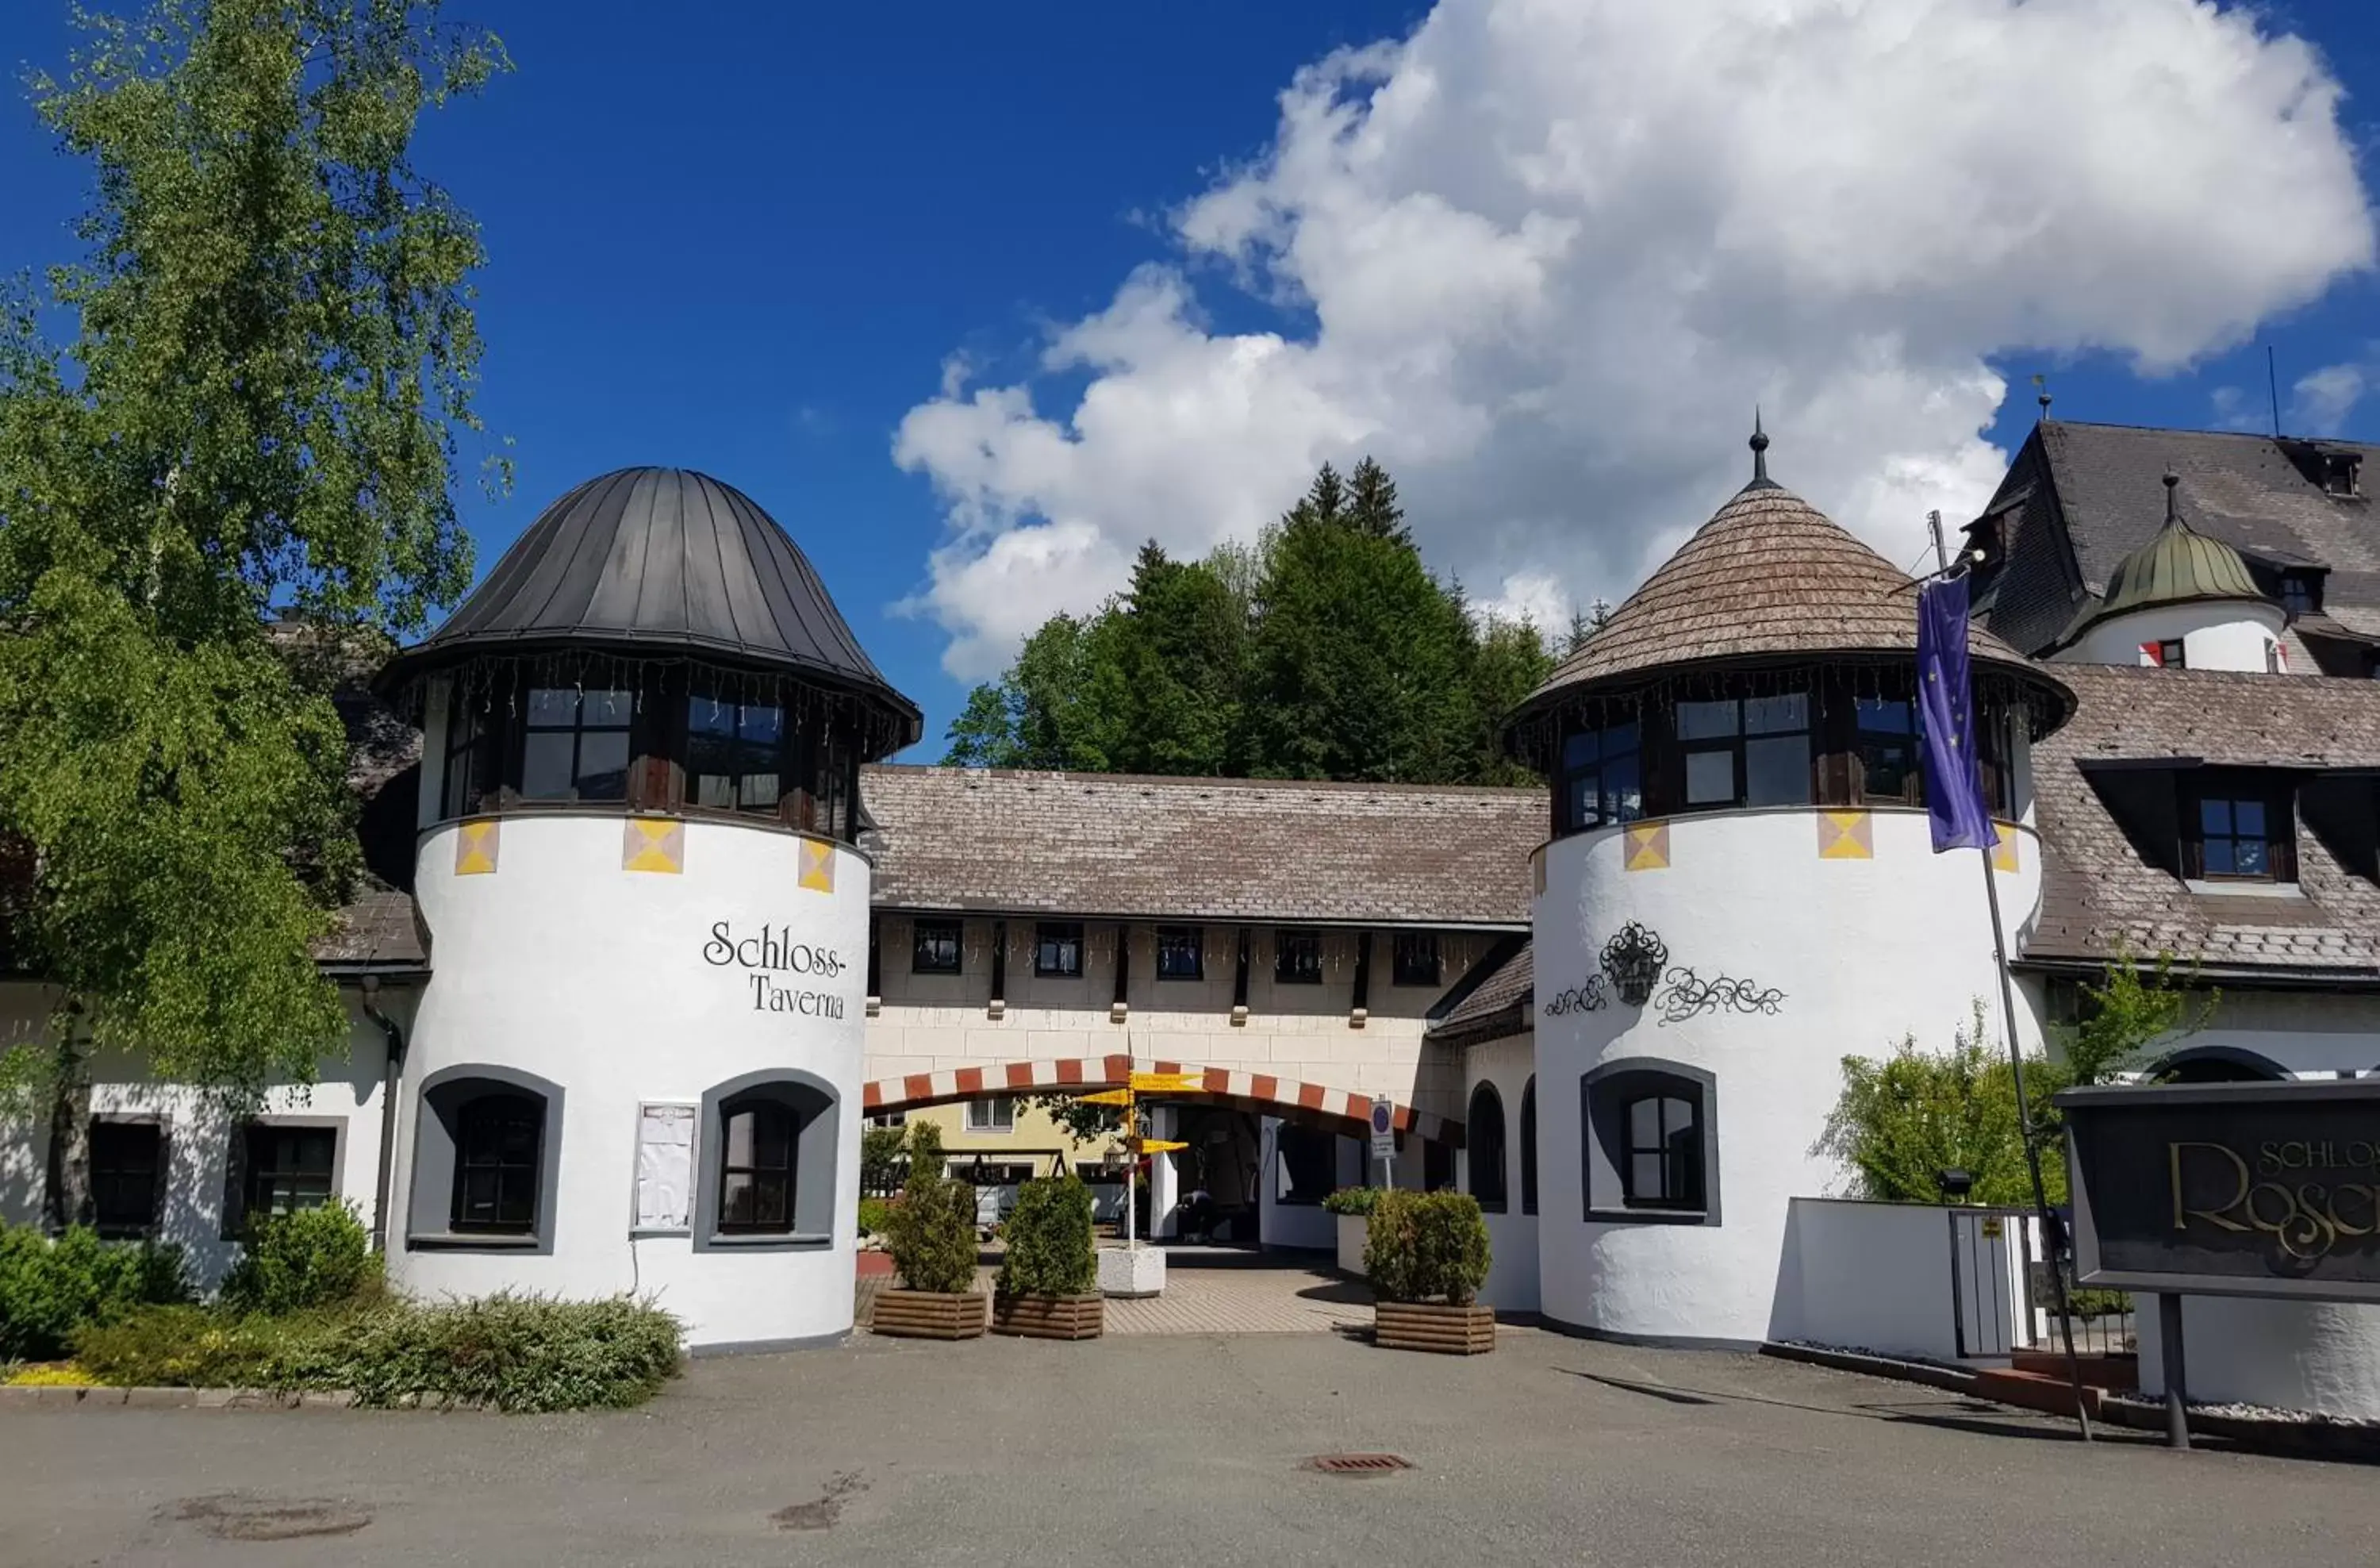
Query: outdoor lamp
1937,1168,1975,1203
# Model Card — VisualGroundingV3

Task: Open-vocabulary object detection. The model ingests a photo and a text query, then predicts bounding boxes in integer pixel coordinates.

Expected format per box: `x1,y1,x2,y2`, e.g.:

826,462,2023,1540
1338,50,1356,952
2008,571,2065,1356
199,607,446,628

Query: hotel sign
2059,1079,2380,1304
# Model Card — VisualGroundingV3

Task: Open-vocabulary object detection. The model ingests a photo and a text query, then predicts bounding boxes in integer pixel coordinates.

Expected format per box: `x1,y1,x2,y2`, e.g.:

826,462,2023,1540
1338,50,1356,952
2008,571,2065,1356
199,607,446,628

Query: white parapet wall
397,812,869,1351
1772,1197,2024,1364
2136,1293,2380,1420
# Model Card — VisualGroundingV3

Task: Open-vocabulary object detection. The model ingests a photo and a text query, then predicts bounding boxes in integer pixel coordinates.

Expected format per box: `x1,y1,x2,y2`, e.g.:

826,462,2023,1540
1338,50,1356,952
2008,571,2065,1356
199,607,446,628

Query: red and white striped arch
860,1054,1461,1147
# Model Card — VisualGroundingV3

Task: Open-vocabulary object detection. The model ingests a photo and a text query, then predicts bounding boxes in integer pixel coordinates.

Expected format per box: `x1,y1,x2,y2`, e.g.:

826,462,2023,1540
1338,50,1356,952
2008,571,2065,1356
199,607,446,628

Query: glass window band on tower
1542,665,2040,837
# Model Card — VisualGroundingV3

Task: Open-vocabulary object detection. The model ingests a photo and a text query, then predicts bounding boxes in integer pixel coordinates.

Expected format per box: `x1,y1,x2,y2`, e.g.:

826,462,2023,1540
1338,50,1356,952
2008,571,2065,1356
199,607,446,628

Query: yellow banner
1128,1071,1205,1093
1078,1088,1135,1107
1127,1137,1188,1155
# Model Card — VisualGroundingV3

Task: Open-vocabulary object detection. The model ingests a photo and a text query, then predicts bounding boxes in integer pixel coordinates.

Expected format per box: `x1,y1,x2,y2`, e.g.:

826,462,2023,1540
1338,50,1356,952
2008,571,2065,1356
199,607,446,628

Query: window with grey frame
238,1124,336,1227
1581,1061,1718,1225
1518,1075,1537,1216
453,1093,543,1234
716,1096,797,1234
90,1119,164,1239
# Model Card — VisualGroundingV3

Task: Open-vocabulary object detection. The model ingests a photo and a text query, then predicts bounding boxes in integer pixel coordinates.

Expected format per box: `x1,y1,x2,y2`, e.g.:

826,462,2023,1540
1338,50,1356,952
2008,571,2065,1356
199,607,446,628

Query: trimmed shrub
1364,1190,1491,1306
0,1222,191,1361
221,1202,379,1316
857,1197,895,1238
996,1175,1095,1298
1322,1186,1383,1216
884,1170,978,1295
74,1294,684,1412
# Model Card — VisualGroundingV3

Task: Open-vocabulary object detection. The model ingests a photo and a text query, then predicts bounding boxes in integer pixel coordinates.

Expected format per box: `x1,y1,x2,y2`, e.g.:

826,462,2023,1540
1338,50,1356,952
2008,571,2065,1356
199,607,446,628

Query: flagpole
1929,517,2092,1441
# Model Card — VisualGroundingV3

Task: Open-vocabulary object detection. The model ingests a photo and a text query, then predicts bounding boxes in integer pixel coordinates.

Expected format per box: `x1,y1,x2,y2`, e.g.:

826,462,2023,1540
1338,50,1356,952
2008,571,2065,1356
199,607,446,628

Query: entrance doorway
1170,1105,1261,1247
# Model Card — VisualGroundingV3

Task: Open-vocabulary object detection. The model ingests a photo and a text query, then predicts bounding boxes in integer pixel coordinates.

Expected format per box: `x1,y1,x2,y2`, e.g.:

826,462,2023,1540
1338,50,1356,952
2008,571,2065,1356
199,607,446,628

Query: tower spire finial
1748,408,1773,488
2163,467,2181,525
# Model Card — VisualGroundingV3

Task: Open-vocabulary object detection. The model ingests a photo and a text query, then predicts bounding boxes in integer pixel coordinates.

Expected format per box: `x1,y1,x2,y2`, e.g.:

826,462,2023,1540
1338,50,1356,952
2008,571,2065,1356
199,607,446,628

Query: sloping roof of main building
2026,663,2380,978
862,766,1541,928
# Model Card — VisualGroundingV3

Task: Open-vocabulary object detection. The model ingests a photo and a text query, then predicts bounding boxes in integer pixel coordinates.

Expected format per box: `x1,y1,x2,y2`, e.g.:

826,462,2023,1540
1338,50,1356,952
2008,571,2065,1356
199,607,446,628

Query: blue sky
1,2,2375,758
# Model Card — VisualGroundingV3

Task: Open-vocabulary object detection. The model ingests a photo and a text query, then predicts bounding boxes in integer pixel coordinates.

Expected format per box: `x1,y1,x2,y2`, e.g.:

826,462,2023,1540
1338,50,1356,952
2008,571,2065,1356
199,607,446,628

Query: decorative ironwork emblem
1600,922,1669,1008
1541,976,1608,1017
1652,969,1786,1025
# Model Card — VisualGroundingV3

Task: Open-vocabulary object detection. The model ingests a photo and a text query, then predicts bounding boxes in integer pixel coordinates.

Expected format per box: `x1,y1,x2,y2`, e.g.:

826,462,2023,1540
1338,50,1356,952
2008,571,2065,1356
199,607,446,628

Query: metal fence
1948,1205,2135,1361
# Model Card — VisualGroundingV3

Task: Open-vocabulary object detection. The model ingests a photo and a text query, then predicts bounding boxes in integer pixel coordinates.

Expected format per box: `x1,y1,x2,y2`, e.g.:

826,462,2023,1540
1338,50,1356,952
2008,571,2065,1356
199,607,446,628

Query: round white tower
1504,430,2075,1346
2052,471,2288,674
373,468,919,1352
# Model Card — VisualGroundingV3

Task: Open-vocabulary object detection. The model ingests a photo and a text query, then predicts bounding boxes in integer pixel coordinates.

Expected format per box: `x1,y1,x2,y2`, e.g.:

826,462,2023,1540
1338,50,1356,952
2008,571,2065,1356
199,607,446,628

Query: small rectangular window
1156,926,1204,981
1274,928,1324,985
2281,575,2316,617
90,1120,162,1237
1557,720,1642,835
912,918,962,974
521,686,633,801
688,686,785,813
242,1124,336,1224
2159,640,2187,670
1856,696,1919,805
1034,921,1084,978
1392,932,1441,987
1622,1093,1703,1210
966,1096,1015,1133
2183,774,2294,883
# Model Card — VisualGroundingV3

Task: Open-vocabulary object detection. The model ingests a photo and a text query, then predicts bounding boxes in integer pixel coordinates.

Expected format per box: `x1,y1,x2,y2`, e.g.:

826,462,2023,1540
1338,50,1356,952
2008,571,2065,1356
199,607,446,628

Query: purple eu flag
1916,574,1998,854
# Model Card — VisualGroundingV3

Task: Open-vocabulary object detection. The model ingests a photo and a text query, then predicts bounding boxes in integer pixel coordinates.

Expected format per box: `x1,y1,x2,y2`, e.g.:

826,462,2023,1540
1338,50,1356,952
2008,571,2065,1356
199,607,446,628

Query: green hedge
74,1293,682,1412
996,1175,1095,1297
1322,1186,1382,1216
1363,1190,1491,1306
221,1203,380,1316
0,1222,191,1361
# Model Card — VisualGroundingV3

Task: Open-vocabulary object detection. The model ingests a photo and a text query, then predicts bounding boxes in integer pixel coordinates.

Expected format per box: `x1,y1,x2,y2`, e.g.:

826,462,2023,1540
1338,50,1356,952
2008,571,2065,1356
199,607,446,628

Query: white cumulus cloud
894,0,2374,680
2292,359,2372,436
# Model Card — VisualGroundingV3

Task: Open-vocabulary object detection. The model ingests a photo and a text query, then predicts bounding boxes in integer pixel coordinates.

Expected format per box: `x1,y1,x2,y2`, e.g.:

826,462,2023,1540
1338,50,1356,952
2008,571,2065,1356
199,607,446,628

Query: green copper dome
2058,471,2271,646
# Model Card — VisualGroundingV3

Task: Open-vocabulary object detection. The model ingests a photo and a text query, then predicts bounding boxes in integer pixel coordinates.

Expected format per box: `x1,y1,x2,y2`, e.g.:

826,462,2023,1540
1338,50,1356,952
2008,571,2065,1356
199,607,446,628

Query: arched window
717,1097,797,1234
409,1067,564,1251
453,1093,543,1233
2151,1047,2289,1085
1519,1076,1538,1216
1582,1059,1720,1225
695,1071,840,1247
1467,1082,1507,1213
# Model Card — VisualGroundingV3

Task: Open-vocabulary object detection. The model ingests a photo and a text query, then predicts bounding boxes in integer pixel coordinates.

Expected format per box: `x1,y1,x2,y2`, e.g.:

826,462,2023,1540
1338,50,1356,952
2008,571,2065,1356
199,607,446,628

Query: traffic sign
1129,1071,1205,1093
1369,1097,1396,1159
1079,1088,1135,1107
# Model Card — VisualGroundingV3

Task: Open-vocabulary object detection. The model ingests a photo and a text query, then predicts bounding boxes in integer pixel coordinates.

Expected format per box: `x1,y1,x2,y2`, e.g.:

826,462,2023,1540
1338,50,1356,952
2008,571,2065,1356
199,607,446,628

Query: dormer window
2322,454,2360,498
2182,772,2296,883
2280,575,2317,618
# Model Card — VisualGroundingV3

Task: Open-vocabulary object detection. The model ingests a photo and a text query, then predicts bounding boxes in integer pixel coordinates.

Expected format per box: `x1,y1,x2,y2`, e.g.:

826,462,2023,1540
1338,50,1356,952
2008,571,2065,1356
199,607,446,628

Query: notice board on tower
633,1102,697,1234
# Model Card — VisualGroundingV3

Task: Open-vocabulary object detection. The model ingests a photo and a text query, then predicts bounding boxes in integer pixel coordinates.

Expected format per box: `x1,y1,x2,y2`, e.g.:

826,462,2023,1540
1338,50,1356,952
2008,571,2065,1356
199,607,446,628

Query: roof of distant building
2054,471,2274,647
2025,663,2380,978
861,767,1541,928
1425,937,1533,1046
1974,420,2377,661
1511,442,2063,738
376,467,919,745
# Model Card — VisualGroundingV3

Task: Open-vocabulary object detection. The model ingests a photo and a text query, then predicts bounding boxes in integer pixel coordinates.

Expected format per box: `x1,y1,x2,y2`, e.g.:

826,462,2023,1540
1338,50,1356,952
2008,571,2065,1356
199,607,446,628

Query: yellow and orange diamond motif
1817,811,1873,860
1990,826,2019,874
799,838,836,894
454,819,499,876
1624,821,1669,872
622,817,684,874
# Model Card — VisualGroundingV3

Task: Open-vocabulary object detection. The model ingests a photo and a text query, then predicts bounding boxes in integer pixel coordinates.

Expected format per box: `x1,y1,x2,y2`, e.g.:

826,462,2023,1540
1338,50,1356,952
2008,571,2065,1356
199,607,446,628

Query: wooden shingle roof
1514,479,2060,729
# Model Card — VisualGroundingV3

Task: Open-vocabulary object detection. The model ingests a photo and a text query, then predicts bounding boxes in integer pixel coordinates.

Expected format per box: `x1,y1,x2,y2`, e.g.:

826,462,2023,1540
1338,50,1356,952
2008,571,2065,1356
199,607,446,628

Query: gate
2014,1208,2136,1359
1946,1206,2025,1358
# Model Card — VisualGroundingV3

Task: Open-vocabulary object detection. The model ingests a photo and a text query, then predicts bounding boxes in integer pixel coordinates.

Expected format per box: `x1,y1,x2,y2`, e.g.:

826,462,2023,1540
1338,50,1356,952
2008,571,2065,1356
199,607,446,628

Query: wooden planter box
991,1293,1104,1341
1376,1301,1495,1355
872,1287,988,1340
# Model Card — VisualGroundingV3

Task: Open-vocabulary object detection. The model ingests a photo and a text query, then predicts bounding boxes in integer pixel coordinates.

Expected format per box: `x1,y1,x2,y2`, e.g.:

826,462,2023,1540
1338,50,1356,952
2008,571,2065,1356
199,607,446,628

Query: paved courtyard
4,1326,2377,1567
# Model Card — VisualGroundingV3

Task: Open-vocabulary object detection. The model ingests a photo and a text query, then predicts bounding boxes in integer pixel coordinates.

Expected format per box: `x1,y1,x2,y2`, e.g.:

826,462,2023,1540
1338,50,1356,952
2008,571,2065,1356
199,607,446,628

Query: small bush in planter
1365,1190,1491,1306
996,1176,1096,1299
221,1202,380,1316
1322,1186,1383,1217
857,1197,895,1239
882,1170,977,1296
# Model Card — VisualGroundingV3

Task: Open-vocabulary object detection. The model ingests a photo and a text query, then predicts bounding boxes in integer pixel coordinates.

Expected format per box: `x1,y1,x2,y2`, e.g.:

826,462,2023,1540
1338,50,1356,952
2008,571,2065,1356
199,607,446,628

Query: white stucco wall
2126,989,2380,1078
397,812,869,1350
0,981,408,1292
1535,805,2048,1346
1773,1198,2026,1363
2059,601,2287,674
1461,1032,1540,1313
1253,1116,1361,1251
2137,1293,2380,1419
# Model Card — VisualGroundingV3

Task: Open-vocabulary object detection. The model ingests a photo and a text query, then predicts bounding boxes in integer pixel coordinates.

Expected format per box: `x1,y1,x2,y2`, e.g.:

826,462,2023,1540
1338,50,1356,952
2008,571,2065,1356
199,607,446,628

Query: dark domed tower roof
378,467,919,745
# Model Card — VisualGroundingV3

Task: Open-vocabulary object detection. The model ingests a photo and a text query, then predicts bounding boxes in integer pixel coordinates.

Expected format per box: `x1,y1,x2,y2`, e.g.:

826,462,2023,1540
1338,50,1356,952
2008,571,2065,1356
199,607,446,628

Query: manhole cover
1304,1453,1413,1476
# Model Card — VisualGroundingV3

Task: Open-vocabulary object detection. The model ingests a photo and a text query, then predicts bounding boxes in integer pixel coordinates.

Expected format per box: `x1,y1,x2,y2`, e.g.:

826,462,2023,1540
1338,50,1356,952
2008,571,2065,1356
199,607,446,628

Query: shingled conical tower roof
1511,429,2068,731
